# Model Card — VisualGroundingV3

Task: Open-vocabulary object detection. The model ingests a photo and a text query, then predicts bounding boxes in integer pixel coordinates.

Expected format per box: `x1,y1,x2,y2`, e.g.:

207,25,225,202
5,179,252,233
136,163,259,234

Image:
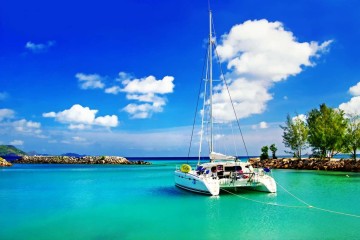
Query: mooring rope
222,178,360,219
274,179,360,218
274,180,312,207
221,188,308,209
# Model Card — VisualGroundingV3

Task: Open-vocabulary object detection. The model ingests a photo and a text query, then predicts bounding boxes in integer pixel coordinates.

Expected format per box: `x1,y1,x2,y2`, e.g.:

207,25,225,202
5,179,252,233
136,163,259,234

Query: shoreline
250,158,360,172
3,156,360,172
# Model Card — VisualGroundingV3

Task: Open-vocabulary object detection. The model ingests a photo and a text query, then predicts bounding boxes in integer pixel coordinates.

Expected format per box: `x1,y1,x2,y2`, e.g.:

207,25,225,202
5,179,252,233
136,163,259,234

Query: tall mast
209,10,214,153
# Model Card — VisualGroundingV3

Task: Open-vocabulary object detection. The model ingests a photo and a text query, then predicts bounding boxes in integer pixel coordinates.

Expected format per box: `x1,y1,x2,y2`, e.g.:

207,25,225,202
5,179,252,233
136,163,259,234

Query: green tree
269,144,278,159
260,145,269,160
307,104,347,159
343,114,360,160
281,114,308,159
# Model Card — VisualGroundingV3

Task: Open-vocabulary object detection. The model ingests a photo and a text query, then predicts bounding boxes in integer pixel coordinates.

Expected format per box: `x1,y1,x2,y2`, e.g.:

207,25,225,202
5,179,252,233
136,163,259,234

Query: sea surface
0,160,359,240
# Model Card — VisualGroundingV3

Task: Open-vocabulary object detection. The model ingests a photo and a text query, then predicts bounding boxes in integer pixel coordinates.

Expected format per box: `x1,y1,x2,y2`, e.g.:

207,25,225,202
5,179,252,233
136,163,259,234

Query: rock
13,156,151,165
250,158,360,172
0,157,12,167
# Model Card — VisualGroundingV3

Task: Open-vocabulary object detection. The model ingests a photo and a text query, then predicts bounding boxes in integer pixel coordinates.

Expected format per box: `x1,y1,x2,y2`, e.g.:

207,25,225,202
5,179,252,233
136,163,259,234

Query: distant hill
0,145,27,156
0,146,88,159
27,151,50,156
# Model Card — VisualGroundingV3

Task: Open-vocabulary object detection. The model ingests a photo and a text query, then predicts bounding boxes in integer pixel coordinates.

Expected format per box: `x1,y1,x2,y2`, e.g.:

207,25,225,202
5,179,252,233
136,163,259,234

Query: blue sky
1,0,360,156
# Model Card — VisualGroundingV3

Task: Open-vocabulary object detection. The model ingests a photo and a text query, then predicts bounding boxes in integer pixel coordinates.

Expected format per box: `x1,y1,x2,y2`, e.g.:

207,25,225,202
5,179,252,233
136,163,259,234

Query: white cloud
25,41,55,53
292,114,307,122
213,19,332,121
216,20,331,81
259,121,268,129
349,82,360,96
116,71,133,82
69,124,90,130
0,109,43,138
126,93,166,106
339,82,360,116
43,104,119,129
212,78,272,121
123,103,162,119
72,136,86,142
339,96,360,116
74,71,174,119
42,112,56,118
12,119,42,134
76,73,105,89
0,92,8,101
122,75,174,94
105,86,122,95
0,109,15,121
214,134,224,140
10,140,24,146
251,121,269,129
43,104,97,124
121,75,175,118
94,115,118,127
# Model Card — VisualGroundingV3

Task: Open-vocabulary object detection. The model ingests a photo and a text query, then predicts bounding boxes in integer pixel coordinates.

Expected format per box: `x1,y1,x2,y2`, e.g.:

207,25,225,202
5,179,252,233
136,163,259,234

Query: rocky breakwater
250,158,360,172
0,157,12,167
15,156,151,165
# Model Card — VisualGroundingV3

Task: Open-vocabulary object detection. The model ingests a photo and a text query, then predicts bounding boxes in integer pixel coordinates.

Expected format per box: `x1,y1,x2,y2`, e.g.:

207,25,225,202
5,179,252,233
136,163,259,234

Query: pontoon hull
174,170,220,196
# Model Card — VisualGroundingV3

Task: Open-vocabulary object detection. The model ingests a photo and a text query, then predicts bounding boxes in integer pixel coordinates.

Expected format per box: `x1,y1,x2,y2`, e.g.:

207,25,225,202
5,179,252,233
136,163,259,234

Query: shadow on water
149,185,277,199
220,188,277,197
149,186,184,197
149,185,221,198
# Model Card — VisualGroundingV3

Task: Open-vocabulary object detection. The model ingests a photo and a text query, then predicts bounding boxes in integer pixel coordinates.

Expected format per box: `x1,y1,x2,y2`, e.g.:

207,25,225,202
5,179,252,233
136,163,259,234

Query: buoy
180,164,192,173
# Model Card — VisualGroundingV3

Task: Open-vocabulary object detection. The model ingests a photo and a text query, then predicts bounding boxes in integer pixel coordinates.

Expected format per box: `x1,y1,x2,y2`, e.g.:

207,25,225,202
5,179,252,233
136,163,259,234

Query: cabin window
224,166,235,171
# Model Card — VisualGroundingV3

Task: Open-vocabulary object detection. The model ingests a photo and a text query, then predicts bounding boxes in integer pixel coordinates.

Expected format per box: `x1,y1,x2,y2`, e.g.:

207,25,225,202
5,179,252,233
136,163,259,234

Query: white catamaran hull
174,170,220,196
175,167,276,196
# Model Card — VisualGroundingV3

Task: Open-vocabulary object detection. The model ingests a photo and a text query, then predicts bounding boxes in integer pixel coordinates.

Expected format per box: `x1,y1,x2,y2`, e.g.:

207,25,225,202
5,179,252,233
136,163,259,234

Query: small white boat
174,9,277,196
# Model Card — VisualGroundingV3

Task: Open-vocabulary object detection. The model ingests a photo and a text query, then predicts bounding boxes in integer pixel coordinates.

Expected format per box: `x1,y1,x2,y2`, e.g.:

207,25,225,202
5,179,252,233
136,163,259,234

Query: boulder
14,156,151,165
0,157,12,167
249,158,360,172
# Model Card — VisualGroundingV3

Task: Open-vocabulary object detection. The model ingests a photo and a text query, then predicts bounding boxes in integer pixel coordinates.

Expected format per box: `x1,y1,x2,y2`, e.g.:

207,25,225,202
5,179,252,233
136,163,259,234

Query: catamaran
174,9,277,196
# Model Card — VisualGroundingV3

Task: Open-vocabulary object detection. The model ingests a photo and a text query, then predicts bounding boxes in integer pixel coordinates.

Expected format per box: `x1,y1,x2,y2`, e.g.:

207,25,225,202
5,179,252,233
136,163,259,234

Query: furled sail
209,151,236,161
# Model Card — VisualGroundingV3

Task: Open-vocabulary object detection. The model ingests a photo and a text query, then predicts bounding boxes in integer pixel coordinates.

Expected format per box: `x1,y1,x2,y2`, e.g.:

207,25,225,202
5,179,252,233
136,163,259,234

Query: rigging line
230,121,239,157
213,45,250,158
230,122,238,157
220,124,229,155
187,43,210,162
209,13,248,157
198,46,211,165
215,122,227,155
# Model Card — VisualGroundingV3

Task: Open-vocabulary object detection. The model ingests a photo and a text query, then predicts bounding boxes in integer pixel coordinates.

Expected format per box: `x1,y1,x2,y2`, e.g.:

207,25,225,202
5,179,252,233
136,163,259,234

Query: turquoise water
0,161,359,240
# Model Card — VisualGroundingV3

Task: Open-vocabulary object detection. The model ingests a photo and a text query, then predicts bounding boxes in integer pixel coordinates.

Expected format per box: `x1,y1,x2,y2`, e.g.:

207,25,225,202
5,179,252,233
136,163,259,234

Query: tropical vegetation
281,103,360,160
260,145,269,160
269,144,278,159
0,145,27,156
